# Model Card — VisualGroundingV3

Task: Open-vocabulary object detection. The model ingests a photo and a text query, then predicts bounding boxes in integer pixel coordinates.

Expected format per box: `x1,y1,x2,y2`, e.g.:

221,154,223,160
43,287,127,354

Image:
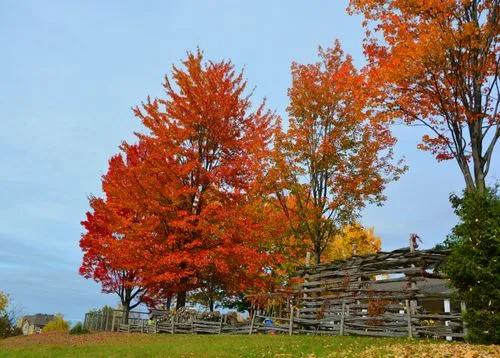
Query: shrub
0,291,22,339
0,312,22,339
69,322,89,335
41,315,70,333
440,187,500,343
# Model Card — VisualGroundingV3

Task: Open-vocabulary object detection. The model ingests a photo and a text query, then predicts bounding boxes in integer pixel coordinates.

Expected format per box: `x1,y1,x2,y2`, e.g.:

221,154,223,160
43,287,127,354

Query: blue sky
1,1,498,322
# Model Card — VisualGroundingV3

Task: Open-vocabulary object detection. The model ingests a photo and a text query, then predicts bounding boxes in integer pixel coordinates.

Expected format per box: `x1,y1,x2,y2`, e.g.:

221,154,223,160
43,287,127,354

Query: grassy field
1,332,498,357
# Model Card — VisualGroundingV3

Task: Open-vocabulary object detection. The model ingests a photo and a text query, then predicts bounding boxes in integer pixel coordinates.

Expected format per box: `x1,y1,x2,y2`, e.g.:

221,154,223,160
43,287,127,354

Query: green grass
4,333,495,358
0,334,407,357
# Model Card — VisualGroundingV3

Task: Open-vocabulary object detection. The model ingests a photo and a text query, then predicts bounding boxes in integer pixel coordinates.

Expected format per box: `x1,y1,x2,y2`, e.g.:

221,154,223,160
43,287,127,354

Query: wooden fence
83,248,465,340
292,248,466,339
83,304,464,339
83,310,115,332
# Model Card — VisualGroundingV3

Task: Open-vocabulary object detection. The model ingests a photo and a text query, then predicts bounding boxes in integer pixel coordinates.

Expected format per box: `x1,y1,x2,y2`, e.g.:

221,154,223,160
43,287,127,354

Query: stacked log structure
293,248,464,339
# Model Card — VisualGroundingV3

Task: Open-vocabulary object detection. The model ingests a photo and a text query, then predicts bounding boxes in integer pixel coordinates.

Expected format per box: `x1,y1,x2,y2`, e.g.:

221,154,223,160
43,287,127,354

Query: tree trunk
122,304,130,324
315,240,322,265
209,298,214,312
469,120,486,194
166,296,172,311
176,291,186,309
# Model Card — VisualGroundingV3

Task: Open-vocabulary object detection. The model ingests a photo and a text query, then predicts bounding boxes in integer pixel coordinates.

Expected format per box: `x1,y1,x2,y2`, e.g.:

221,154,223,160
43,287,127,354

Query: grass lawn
1,332,498,357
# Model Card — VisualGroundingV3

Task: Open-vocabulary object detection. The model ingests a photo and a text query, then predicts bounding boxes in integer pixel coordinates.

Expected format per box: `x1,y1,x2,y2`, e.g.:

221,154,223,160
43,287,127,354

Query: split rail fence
83,248,465,340
293,248,466,339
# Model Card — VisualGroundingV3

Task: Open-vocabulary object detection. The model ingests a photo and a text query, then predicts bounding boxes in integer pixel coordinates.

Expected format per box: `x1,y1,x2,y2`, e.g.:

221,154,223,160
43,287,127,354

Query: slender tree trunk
121,288,132,324
166,296,172,311
122,303,130,324
456,154,476,193
209,298,214,312
315,240,322,265
176,291,186,309
470,120,486,194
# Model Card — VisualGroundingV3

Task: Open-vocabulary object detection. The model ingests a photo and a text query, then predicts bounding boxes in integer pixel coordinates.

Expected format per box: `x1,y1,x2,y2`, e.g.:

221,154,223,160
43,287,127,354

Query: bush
440,187,500,343
41,315,70,333
69,322,89,335
0,312,22,339
0,291,22,339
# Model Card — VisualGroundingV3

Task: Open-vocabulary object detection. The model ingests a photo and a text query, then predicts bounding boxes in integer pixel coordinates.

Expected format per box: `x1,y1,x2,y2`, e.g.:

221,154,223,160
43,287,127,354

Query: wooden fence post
218,316,223,334
171,316,175,334
107,311,111,331
111,311,116,332
141,319,145,333
340,302,345,336
444,298,452,341
405,299,413,338
288,306,294,336
249,311,256,335
460,301,468,338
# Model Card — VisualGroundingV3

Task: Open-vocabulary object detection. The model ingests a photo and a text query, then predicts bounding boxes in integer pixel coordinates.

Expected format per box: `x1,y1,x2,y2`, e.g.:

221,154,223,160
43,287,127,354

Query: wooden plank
344,328,408,337
340,302,345,336
405,300,413,338
249,311,256,335
417,330,465,338
411,314,462,320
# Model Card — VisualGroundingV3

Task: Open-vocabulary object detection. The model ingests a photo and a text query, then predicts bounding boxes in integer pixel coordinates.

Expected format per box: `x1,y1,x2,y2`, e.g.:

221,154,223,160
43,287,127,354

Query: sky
1,1,498,322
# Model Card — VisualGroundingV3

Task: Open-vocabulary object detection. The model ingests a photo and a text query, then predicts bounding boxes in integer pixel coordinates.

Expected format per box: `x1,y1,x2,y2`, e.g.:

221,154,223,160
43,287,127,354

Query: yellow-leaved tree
0,291,8,312
322,223,381,262
41,315,70,333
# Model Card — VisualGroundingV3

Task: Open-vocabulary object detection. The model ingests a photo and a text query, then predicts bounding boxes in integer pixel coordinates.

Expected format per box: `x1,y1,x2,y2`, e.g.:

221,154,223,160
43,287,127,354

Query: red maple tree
80,50,279,310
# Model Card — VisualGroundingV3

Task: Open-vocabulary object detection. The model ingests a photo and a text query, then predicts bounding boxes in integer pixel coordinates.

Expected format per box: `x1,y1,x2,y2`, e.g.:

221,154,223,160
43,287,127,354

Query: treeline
79,48,398,316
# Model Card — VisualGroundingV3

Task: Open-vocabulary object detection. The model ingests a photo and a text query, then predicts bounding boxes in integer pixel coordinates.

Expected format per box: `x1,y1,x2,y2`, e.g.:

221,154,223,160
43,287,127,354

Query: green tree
441,187,500,343
0,291,22,338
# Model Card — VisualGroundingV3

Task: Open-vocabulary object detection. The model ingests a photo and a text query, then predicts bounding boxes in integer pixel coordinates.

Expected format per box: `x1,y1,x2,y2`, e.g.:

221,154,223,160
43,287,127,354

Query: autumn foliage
80,51,281,312
80,44,405,311
348,0,499,193
322,223,381,262
269,42,403,264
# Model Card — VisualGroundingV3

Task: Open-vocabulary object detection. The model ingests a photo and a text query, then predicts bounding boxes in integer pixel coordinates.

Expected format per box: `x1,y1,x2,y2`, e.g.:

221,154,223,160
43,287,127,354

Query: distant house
18,314,55,335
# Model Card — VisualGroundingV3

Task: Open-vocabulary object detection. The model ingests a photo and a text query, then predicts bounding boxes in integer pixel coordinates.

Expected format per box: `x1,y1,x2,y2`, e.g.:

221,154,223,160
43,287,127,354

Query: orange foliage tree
269,42,404,264
348,0,499,193
80,50,279,310
322,223,381,262
80,144,166,318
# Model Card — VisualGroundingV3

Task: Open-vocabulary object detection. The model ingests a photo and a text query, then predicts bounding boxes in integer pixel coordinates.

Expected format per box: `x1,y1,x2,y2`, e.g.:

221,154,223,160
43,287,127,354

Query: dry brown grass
357,341,500,358
0,331,147,348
